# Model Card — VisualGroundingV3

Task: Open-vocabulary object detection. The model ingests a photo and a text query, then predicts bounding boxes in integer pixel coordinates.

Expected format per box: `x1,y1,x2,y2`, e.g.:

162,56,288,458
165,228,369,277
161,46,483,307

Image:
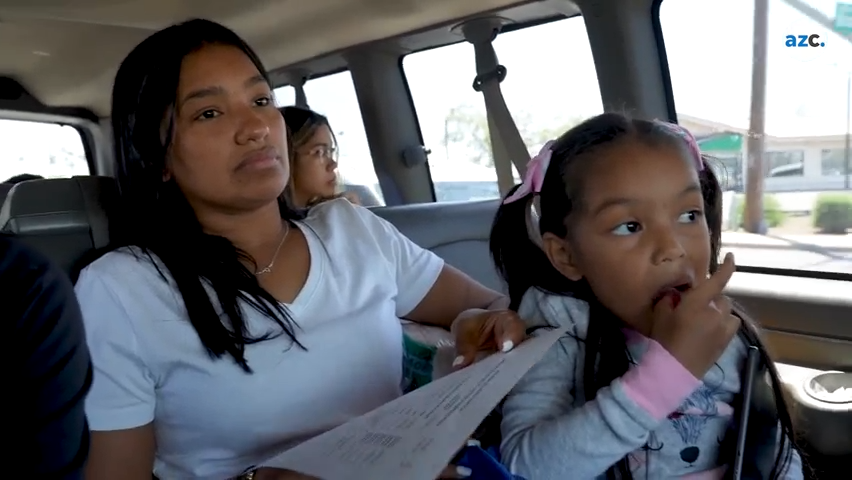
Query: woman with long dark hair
75,19,525,480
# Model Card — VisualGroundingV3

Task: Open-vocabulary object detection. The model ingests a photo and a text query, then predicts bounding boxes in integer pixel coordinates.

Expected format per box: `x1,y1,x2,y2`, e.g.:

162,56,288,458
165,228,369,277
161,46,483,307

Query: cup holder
803,371,852,404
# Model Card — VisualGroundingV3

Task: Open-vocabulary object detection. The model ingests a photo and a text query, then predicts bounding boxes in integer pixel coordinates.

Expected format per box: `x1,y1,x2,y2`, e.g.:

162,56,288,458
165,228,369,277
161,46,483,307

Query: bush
813,193,852,234
736,194,786,229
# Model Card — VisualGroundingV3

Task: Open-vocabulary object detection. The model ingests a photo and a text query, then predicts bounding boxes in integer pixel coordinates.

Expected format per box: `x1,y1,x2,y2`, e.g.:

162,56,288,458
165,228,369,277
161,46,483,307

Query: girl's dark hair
489,112,800,479
107,18,304,372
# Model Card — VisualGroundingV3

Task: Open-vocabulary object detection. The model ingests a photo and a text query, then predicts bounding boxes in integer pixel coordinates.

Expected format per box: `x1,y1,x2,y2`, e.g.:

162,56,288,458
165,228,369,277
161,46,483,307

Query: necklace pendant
255,223,289,276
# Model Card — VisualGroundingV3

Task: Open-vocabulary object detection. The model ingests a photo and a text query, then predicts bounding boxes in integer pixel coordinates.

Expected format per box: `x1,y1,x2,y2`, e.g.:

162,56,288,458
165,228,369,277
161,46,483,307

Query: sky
2,0,852,187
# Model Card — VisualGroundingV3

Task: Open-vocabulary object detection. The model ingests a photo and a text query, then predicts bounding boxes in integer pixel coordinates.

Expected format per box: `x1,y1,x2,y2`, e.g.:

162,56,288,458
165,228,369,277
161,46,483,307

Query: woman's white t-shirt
74,199,445,479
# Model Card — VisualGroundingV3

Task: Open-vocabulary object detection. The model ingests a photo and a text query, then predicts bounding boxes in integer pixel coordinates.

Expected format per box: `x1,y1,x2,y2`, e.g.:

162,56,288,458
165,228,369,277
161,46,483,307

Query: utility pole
745,0,769,234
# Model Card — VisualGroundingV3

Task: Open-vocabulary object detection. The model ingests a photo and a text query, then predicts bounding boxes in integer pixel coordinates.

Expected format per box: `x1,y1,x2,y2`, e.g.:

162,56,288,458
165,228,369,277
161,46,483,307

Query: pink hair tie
503,141,555,204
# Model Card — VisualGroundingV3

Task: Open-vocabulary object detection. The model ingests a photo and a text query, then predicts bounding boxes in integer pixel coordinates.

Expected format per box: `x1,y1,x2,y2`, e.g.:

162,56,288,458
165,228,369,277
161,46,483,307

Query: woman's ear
541,232,583,281
162,152,173,182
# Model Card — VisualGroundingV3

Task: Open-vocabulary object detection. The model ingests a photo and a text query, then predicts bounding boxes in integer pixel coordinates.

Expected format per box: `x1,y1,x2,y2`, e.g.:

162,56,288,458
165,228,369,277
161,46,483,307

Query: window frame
397,13,588,205
0,113,94,178
271,69,386,205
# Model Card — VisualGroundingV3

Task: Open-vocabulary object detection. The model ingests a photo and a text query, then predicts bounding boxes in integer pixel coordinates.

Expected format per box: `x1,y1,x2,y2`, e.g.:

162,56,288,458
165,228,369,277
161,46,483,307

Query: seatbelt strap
481,80,522,195
461,19,530,195
294,78,309,109
287,71,310,108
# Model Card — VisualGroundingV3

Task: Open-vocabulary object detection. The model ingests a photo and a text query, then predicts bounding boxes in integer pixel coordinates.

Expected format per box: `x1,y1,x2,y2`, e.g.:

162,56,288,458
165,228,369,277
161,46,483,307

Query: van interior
0,0,850,477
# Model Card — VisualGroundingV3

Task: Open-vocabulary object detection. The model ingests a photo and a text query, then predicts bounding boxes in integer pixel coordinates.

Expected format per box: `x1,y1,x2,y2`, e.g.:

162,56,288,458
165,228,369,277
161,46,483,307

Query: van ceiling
0,0,528,116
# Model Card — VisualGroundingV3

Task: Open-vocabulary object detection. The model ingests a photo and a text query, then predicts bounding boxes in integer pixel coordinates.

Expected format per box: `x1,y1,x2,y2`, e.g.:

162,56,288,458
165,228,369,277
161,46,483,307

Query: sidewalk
721,231,852,253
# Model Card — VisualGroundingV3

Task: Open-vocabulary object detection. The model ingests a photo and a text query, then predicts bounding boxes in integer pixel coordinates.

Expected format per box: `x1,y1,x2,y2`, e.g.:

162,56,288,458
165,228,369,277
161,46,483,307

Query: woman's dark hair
489,112,800,479
107,18,304,372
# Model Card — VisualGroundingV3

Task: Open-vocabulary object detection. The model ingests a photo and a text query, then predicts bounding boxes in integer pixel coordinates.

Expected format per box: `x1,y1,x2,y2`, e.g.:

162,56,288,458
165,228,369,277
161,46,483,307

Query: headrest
0,176,119,276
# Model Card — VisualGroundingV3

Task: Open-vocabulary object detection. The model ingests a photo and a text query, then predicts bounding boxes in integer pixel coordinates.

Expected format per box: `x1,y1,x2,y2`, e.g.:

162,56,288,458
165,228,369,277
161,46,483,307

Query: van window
662,0,852,274
402,16,603,202
274,72,385,206
0,119,89,182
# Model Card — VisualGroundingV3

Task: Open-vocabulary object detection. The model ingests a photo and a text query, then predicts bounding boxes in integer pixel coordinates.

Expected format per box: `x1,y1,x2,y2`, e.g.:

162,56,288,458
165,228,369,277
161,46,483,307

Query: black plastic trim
650,0,677,123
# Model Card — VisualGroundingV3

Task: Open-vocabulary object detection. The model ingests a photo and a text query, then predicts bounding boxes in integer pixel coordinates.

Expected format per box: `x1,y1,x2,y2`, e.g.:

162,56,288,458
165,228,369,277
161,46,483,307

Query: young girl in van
490,113,804,480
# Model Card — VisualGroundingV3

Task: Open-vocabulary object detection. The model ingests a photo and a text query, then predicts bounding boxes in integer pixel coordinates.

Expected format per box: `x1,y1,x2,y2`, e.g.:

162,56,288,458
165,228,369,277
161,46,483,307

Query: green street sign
697,133,743,153
836,3,852,35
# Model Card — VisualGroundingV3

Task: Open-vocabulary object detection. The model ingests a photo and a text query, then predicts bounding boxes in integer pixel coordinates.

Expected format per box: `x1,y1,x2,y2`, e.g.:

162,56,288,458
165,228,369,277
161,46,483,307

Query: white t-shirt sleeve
74,263,156,431
333,202,445,317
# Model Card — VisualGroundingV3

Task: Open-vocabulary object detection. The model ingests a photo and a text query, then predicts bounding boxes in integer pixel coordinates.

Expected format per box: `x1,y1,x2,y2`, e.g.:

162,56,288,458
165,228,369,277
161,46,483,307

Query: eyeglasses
301,145,337,163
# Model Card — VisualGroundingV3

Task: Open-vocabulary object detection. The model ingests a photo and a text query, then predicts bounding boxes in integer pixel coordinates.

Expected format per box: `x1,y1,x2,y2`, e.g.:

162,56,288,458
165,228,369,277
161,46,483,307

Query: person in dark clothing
1,234,92,478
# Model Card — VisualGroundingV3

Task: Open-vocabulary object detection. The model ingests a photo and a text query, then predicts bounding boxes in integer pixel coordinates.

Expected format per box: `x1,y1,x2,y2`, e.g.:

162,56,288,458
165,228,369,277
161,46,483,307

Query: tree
442,105,491,166
441,103,582,167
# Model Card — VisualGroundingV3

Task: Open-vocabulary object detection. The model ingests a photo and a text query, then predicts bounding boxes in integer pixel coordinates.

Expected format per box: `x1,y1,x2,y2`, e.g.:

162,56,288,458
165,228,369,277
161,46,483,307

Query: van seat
0,183,11,206
0,179,503,289
0,176,118,278
371,200,504,292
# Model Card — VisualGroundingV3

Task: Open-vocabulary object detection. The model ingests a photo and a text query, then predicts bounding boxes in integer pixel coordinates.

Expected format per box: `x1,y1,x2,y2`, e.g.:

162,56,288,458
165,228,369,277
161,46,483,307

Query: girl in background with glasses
280,106,362,208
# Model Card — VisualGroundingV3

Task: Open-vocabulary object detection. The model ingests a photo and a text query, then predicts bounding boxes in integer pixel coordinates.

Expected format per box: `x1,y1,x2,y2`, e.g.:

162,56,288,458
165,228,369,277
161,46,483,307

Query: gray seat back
0,176,118,278
0,184,11,206
371,200,504,292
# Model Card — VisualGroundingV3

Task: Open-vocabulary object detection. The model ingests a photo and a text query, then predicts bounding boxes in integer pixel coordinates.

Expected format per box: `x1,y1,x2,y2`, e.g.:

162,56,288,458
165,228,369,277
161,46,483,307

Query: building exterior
679,114,851,193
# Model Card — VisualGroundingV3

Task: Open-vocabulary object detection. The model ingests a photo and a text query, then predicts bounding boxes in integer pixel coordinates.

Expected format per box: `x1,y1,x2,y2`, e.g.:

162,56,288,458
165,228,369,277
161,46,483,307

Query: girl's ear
541,232,583,281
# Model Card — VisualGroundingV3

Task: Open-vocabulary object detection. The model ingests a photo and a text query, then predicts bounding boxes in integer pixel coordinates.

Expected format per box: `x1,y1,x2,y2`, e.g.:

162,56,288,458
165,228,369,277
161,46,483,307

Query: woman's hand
436,438,480,479
451,309,526,369
437,465,473,479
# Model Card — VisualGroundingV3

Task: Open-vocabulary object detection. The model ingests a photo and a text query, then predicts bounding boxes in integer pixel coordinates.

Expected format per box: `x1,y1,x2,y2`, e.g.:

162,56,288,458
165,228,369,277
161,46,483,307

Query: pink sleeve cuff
620,340,701,420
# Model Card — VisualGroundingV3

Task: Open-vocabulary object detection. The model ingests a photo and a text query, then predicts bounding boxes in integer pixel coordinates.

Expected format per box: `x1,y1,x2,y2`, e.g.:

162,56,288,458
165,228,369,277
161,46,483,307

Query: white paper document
262,327,567,480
